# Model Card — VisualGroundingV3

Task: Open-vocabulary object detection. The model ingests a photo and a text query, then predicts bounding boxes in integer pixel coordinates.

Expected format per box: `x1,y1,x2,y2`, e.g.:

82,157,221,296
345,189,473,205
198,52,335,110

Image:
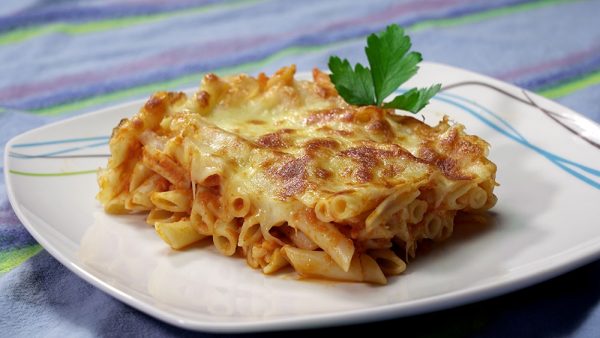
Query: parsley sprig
328,24,441,113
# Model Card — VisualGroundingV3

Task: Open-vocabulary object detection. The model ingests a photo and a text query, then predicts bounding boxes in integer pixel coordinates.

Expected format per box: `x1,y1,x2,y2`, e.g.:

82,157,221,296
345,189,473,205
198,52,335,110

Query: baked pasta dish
97,65,497,284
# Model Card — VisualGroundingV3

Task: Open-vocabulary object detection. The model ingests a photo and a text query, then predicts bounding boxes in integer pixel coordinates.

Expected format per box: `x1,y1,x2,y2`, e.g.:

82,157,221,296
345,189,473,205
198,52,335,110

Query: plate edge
4,64,600,332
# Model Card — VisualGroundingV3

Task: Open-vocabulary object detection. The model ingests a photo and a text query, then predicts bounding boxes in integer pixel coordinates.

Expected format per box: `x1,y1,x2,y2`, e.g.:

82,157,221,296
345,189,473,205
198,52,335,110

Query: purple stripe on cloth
0,2,456,104
325,0,469,30
0,201,37,251
0,34,271,102
0,0,221,32
513,53,600,90
0,202,20,228
497,44,600,82
0,227,37,252
1,0,462,103
3,0,529,111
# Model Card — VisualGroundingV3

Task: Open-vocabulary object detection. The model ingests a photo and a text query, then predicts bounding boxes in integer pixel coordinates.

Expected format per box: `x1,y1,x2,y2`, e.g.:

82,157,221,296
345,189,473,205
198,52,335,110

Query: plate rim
4,62,600,332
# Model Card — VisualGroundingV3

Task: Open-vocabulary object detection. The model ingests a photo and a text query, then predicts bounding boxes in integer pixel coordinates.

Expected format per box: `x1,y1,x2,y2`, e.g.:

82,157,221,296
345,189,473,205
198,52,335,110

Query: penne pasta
314,199,333,223
463,186,488,210
366,187,420,232
407,199,428,224
423,213,444,239
98,65,497,284
360,254,387,285
147,208,185,226
142,147,190,189
262,248,290,274
127,174,168,211
443,182,475,210
190,154,225,187
284,227,319,250
368,249,407,276
238,216,262,248
328,194,361,221
213,219,239,256
155,219,206,249
129,162,154,192
282,246,363,282
228,194,251,218
150,189,192,213
291,210,355,272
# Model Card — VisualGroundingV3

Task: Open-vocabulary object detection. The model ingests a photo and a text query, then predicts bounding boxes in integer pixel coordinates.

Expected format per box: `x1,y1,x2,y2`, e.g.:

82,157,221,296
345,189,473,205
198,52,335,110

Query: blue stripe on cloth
0,0,532,110
0,0,222,32
412,0,600,77
1,0,600,336
0,171,37,252
0,226,37,252
517,54,600,91
555,82,600,123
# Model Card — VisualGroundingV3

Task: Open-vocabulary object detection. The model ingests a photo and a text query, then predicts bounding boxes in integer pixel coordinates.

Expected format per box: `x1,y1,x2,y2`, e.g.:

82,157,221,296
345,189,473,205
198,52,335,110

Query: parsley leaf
328,56,375,106
328,24,440,113
383,84,442,113
366,25,422,105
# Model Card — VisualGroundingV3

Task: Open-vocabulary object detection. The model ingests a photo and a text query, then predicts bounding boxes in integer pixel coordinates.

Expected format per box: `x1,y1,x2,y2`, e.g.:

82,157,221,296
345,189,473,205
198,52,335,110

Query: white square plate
5,62,600,332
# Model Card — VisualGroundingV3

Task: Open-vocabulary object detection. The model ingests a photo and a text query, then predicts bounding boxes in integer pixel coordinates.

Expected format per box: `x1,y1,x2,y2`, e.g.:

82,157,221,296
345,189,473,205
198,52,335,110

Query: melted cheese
98,65,498,284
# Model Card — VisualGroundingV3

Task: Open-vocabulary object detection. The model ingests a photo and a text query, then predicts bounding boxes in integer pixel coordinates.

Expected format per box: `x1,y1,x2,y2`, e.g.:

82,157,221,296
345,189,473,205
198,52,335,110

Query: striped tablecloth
1,0,599,336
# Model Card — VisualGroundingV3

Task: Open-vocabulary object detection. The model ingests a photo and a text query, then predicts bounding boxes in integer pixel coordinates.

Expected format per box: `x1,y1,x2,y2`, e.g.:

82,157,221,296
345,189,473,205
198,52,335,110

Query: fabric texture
1,0,599,336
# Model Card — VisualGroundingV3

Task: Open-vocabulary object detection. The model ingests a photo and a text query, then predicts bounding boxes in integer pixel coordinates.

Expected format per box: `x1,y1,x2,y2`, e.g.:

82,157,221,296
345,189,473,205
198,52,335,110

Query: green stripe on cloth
0,0,265,46
538,70,600,98
9,169,98,176
31,0,573,116
0,244,42,274
411,0,576,32
33,44,330,115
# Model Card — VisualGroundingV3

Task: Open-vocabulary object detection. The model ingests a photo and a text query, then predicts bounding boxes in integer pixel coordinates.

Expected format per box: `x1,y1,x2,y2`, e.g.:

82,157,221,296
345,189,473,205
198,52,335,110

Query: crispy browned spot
458,139,485,156
355,166,373,182
268,155,310,199
256,129,295,149
142,92,186,129
340,145,417,183
303,138,340,155
257,72,269,91
418,146,472,180
305,108,354,125
269,64,296,87
366,118,394,140
131,117,143,129
204,73,219,83
342,144,416,161
382,164,404,178
340,147,378,183
312,68,338,98
440,127,486,158
144,94,167,114
388,114,434,138
316,126,354,137
196,91,210,108
315,167,332,179
257,133,286,148
440,128,459,149
353,106,380,123
247,119,266,125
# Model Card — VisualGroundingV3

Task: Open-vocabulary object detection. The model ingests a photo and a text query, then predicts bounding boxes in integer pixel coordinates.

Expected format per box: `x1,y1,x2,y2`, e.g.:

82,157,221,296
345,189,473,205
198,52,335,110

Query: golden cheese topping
98,65,497,284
